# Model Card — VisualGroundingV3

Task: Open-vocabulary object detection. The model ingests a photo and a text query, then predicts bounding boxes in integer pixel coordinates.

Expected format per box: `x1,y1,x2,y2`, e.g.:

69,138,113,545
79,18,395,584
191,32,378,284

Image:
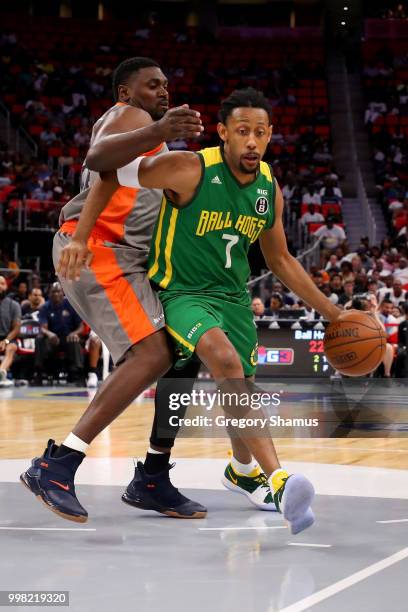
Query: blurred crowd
363,46,408,241
0,272,102,388
251,231,408,377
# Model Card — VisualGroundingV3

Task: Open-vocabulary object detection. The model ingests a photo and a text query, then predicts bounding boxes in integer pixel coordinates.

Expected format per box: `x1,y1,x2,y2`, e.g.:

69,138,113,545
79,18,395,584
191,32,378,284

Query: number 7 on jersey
222,233,239,269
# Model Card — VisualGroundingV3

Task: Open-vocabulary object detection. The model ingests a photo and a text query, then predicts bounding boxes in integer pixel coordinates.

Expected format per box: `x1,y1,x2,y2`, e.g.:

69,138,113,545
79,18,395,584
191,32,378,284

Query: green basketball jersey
148,146,276,298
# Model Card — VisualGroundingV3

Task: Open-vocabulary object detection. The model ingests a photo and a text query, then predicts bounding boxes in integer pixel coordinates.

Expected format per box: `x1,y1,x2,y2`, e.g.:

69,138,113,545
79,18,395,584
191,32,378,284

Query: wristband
117,156,144,189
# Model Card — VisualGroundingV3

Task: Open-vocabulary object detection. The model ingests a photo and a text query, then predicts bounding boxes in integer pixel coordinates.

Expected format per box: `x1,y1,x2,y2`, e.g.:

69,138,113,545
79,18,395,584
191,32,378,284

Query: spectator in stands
282,172,297,203
325,254,340,272
86,330,102,388
321,283,339,304
330,273,344,296
21,288,44,320
0,275,21,387
300,204,324,227
340,261,354,282
58,146,74,180
302,185,321,206
354,272,368,293
271,281,295,306
393,257,408,285
396,303,408,379
73,126,90,148
251,297,266,317
9,281,28,304
377,298,400,345
314,217,347,252
365,294,395,378
39,125,57,148
265,294,284,317
338,280,355,306
381,279,408,307
320,179,342,202
377,272,395,302
33,282,84,384
367,278,379,297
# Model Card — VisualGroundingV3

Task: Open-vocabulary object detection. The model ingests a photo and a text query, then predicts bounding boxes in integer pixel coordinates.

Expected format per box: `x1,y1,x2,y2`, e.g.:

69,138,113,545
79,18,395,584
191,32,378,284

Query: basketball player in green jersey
112,88,342,533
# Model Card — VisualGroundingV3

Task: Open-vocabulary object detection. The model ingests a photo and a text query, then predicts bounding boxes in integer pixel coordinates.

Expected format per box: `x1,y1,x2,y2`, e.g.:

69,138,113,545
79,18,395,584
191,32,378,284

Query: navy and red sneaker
122,461,207,519
20,439,88,523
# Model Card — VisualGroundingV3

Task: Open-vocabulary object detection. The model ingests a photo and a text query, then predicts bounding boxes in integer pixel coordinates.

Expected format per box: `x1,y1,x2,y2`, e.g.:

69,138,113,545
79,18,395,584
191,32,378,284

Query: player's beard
0,290,6,300
150,102,169,121
239,160,260,175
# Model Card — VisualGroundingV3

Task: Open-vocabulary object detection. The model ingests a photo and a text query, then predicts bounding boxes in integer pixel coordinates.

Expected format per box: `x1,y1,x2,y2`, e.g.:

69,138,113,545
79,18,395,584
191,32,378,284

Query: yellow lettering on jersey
215,212,225,230
234,215,266,242
196,210,233,236
250,220,266,243
235,215,246,233
196,210,210,236
207,211,220,232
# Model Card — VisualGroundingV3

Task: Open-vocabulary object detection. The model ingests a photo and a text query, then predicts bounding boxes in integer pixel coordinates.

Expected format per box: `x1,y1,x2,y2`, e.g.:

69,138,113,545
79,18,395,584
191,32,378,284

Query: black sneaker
122,461,207,519
20,439,88,523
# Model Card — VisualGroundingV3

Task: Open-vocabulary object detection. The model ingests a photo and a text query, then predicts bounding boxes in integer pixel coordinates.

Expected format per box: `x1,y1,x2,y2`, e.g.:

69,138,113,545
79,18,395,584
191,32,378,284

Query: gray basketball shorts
53,232,165,364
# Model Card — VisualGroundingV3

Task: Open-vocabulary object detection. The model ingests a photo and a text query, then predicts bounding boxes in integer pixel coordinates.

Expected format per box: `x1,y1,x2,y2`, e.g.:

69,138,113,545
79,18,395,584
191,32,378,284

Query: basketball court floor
1,383,408,611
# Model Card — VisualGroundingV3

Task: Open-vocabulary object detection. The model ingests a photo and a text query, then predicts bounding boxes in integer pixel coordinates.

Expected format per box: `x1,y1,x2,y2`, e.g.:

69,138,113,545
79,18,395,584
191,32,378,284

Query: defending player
20,58,207,522
112,88,342,533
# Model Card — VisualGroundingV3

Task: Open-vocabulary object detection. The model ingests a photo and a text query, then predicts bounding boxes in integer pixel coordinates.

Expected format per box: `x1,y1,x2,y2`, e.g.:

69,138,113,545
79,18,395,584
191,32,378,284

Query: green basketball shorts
159,292,259,376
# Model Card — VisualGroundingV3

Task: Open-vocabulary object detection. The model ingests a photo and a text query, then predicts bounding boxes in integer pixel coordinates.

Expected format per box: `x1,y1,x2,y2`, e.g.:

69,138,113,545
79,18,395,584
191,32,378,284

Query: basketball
324,310,387,376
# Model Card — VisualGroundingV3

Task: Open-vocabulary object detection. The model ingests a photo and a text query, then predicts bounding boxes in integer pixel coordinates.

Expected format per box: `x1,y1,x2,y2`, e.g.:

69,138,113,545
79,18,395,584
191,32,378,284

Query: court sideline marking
0,527,96,532
277,547,408,612
199,526,286,531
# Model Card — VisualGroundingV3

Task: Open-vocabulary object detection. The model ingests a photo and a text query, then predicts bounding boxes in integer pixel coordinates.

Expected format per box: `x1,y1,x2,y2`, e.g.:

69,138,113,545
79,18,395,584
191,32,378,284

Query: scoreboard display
256,324,333,378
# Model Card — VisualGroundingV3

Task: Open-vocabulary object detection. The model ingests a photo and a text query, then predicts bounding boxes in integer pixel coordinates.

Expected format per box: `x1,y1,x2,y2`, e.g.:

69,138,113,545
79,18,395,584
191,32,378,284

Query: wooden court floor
1,393,408,470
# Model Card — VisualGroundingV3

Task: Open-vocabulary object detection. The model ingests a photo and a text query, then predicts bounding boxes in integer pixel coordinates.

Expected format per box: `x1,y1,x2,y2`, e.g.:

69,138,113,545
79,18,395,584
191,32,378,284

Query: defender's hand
57,239,93,281
157,105,204,141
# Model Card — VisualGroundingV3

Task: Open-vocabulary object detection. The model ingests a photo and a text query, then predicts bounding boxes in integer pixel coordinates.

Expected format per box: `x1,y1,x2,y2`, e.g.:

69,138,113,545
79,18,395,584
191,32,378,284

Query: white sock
147,446,166,455
231,456,258,475
62,433,89,454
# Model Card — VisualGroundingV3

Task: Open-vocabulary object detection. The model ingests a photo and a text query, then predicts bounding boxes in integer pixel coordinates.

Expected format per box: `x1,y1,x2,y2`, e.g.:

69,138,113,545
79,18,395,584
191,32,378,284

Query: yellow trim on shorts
166,324,195,352
160,207,178,288
148,196,167,279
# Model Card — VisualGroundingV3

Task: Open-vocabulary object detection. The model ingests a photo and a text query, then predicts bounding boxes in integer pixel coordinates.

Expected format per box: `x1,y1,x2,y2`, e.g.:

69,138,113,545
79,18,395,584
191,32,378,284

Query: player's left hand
57,239,93,281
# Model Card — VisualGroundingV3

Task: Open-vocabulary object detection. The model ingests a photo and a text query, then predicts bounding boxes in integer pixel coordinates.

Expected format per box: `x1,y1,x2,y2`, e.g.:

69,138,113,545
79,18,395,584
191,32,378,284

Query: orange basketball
324,310,387,376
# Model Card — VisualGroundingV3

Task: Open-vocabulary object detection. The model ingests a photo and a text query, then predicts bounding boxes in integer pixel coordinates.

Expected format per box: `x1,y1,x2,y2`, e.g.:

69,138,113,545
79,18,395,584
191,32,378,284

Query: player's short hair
112,57,160,101
218,87,272,124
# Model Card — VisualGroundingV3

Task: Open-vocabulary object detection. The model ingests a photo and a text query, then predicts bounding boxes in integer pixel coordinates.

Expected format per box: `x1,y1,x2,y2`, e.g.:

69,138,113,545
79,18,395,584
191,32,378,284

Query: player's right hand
158,105,204,141
57,239,93,282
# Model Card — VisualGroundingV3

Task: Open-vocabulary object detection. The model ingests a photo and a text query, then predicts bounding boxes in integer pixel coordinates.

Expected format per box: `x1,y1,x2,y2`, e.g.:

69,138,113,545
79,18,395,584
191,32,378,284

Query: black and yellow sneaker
221,462,277,511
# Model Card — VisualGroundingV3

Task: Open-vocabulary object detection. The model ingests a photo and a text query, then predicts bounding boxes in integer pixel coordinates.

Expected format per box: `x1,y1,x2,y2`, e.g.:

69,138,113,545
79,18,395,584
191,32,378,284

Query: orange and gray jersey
60,103,167,270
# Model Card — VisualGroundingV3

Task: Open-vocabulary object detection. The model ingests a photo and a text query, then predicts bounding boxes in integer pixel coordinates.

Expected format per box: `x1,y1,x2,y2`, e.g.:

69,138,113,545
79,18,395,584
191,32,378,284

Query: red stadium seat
315,126,330,137
48,147,63,158
322,203,342,217
11,104,25,114
308,222,324,233
28,125,43,136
